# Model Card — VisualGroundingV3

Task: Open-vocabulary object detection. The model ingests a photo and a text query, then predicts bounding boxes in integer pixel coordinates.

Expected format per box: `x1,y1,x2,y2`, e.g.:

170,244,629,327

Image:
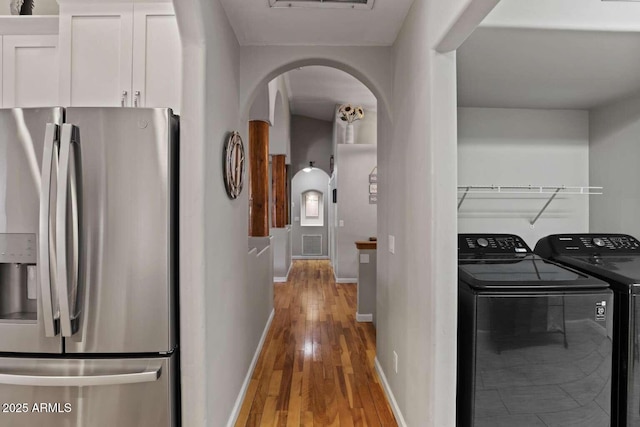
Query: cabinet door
2,35,58,108
58,4,133,107
132,4,181,113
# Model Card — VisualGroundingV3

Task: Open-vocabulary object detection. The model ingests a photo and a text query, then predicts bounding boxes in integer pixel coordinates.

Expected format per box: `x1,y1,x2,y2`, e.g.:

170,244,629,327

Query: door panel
58,4,133,107
0,355,176,427
64,108,176,354
2,36,59,108
132,4,181,113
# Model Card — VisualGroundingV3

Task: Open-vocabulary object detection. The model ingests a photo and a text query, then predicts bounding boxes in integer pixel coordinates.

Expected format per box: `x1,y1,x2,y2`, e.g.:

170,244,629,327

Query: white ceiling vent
269,0,374,10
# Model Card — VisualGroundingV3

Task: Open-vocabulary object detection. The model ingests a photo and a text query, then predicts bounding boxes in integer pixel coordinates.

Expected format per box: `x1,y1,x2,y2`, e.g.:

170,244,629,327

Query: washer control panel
536,234,640,255
459,234,531,255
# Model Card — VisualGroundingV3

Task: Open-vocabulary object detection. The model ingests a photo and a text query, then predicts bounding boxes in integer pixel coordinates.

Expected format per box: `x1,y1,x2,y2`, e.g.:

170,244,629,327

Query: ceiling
218,0,413,46
285,66,377,121
457,27,640,110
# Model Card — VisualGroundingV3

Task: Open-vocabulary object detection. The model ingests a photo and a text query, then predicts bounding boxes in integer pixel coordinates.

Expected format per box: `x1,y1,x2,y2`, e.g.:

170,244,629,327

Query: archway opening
246,65,378,282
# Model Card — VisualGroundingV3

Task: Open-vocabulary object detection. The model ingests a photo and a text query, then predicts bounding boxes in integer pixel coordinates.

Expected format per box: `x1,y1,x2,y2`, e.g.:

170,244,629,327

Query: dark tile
538,401,610,427
499,385,579,414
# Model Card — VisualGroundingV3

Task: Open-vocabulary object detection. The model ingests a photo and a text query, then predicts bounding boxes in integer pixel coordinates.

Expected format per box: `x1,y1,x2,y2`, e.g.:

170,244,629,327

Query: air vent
269,0,374,10
302,235,323,256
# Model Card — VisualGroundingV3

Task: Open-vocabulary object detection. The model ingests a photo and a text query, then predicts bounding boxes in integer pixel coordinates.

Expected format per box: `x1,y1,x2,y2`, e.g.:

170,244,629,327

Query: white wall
376,0,467,425
590,96,640,238
268,76,292,160
335,144,377,280
271,227,291,279
175,0,273,425
239,46,393,123
290,114,333,175
458,107,590,247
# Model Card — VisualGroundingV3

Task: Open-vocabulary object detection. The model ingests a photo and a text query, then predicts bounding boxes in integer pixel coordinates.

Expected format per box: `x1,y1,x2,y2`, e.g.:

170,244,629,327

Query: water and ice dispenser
0,234,37,323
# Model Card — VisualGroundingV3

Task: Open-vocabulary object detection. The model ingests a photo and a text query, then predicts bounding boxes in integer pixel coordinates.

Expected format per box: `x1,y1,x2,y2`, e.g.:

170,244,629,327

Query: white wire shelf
457,185,603,226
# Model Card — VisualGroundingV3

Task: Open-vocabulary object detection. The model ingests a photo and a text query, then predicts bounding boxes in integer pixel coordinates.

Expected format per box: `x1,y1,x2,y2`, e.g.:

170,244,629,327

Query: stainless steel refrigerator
0,107,178,426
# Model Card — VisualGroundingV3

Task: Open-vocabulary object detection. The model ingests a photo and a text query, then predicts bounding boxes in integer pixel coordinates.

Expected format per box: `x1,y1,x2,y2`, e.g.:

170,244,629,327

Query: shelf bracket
458,186,470,210
530,188,562,226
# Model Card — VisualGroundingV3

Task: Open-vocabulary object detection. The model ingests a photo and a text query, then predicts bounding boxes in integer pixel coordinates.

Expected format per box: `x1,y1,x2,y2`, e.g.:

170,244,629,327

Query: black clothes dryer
458,234,613,427
535,233,640,427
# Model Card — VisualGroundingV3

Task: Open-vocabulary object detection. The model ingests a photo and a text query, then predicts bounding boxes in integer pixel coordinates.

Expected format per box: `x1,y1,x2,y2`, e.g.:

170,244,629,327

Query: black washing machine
458,234,613,427
535,234,640,427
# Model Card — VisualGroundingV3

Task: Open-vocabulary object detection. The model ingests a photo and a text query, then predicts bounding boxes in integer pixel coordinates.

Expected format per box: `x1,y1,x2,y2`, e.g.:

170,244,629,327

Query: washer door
471,292,612,427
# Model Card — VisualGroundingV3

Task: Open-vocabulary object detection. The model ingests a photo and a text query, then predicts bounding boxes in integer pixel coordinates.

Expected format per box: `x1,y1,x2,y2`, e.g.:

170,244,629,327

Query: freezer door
63,108,177,354
0,108,63,354
0,355,177,426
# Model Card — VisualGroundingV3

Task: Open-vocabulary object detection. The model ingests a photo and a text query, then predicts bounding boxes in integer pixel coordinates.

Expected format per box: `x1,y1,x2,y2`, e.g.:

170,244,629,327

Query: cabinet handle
121,91,128,107
134,91,141,107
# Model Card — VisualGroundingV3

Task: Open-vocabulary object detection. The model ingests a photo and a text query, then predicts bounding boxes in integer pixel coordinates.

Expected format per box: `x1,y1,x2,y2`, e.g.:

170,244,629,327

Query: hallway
236,260,397,426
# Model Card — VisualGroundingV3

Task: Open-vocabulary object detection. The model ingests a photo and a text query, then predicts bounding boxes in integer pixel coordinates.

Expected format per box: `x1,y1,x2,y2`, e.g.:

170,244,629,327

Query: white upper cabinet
0,17,59,108
59,2,181,112
132,4,181,111
3,35,59,108
59,4,134,107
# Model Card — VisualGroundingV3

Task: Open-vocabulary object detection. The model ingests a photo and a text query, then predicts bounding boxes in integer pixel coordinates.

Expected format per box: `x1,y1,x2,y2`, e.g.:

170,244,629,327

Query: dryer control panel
458,234,531,255
535,234,640,256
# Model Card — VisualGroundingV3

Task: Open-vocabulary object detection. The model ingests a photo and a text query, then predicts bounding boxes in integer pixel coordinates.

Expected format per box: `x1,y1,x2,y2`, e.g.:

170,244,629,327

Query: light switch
389,235,395,254
360,254,370,264
339,220,344,227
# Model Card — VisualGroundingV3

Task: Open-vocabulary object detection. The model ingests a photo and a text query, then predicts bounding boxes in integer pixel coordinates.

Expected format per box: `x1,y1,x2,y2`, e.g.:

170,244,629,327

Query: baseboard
273,262,293,283
356,313,373,322
336,278,358,284
226,309,275,427
375,357,408,427
292,255,330,260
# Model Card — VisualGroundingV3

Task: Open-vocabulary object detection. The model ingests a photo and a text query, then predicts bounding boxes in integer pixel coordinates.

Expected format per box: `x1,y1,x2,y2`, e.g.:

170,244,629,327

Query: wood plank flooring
235,260,397,426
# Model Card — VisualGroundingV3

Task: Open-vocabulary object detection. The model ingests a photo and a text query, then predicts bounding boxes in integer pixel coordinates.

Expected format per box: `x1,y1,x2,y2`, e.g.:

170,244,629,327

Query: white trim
273,262,294,283
336,278,358,283
0,17,59,35
226,309,275,427
356,313,373,322
435,0,500,53
375,357,408,427
292,255,330,260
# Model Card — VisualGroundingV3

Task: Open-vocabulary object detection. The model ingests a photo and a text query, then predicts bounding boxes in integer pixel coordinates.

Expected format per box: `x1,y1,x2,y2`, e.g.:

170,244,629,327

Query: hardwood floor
235,260,397,426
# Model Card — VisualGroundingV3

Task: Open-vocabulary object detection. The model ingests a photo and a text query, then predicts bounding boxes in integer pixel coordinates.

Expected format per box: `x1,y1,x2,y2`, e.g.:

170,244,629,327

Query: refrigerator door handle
0,365,162,387
56,124,83,337
38,123,60,337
